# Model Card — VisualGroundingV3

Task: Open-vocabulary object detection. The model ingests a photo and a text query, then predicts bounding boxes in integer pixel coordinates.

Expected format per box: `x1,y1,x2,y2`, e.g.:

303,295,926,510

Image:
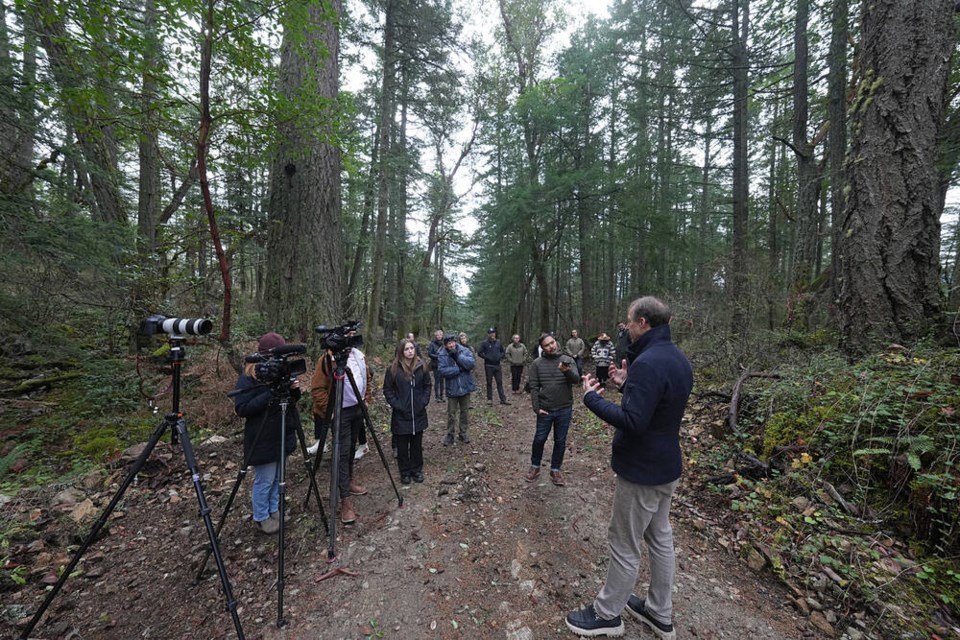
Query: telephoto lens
159,317,213,336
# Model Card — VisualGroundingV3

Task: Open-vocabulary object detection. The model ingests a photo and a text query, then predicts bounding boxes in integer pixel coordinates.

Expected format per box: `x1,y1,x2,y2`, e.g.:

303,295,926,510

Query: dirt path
4,391,821,639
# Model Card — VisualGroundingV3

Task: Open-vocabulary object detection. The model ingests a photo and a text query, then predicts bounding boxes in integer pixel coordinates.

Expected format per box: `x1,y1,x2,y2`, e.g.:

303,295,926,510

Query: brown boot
349,479,368,496
340,497,357,524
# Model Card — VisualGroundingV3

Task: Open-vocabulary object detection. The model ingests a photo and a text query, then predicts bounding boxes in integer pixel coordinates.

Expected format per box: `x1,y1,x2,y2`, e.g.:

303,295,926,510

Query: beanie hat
258,331,286,352
443,333,458,344
487,327,496,334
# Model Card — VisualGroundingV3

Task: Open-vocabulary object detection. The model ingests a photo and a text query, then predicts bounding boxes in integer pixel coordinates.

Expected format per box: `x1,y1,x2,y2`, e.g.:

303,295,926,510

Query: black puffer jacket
382,361,431,435
232,375,299,466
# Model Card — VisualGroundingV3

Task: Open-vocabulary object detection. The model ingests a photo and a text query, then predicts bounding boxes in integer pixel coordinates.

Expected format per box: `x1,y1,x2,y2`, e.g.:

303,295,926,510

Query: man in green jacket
524,333,580,486
566,329,586,375
504,334,529,394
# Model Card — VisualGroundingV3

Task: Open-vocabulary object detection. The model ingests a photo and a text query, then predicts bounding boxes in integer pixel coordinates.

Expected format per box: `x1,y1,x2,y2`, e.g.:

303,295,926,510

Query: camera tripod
197,373,328,629
19,337,244,640
305,352,403,563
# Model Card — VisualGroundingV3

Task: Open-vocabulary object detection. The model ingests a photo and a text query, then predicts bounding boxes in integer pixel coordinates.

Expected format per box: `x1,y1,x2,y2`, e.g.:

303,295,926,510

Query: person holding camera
310,337,372,525
382,338,431,484
436,333,477,445
565,297,692,639
231,332,301,535
524,333,580,486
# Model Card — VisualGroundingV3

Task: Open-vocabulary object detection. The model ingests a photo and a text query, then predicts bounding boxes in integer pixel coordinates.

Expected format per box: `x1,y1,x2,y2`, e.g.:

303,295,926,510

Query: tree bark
729,0,750,338
838,0,955,354
265,0,344,342
788,0,820,324
827,0,848,316
366,0,398,342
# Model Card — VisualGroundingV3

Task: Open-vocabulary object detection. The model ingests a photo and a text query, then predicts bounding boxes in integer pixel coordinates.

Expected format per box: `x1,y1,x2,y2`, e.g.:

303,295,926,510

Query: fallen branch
823,480,859,517
728,371,781,434
315,566,359,583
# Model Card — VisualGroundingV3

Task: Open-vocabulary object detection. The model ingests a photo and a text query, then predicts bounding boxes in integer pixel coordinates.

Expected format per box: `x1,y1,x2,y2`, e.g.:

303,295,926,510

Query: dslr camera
315,320,363,354
246,344,307,387
139,313,213,337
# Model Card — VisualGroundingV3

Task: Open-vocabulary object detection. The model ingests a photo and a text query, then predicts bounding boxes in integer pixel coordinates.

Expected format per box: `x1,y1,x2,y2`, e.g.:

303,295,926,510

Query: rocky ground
2,380,874,639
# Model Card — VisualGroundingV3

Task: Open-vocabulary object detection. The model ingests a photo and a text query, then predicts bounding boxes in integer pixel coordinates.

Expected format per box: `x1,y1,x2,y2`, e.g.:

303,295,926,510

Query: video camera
315,320,363,354
245,344,307,387
139,313,213,337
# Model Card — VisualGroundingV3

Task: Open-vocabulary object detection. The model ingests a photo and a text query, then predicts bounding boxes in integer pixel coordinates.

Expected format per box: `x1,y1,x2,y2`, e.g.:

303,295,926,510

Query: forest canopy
0,0,958,357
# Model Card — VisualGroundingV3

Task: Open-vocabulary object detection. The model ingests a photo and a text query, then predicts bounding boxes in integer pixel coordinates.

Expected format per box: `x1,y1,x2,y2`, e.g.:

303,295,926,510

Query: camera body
139,313,213,337
315,320,363,354
245,344,308,388
254,356,307,386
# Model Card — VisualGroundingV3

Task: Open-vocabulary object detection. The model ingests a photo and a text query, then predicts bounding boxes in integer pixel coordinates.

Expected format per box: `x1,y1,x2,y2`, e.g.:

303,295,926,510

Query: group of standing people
231,295,692,640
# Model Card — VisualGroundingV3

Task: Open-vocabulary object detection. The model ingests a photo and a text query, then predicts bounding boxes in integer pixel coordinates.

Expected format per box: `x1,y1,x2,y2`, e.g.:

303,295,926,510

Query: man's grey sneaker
625,595,675,640
443,434,454,446
565,604,624,637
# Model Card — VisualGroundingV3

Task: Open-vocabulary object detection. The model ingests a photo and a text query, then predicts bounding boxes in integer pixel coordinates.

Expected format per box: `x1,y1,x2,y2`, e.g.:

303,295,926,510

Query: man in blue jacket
436,333,477,445
566,297,692,639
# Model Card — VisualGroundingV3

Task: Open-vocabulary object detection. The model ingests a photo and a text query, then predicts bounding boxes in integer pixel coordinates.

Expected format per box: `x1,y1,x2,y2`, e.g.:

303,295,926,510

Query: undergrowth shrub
742,345,960,556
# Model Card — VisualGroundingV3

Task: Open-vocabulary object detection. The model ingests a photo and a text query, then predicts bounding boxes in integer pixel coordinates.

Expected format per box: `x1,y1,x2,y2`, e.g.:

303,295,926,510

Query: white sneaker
307,440,320,455
354,443,369,460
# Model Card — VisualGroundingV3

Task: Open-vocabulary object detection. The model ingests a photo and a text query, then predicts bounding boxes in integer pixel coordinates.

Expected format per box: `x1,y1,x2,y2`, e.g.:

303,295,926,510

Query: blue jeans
252,460,281,522
530,406,572,471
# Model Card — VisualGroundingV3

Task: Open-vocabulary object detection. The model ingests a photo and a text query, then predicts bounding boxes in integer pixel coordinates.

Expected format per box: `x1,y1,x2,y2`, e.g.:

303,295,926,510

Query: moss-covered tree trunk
837,0,956,355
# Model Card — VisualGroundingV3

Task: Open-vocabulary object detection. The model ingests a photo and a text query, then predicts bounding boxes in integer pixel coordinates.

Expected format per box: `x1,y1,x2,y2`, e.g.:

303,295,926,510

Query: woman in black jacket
231,332,300,534
382,338,431,484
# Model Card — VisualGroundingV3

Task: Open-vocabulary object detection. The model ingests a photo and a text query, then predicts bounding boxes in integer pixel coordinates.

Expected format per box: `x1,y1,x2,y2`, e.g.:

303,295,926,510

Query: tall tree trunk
137,0,162,265
265,0,344,341
32,0,127,226
345,131,379,318
197,0,232,343
787,0,820,330
367,0,398,342
0,3,34,195
838,0,955,355
729,0,750,337
827,0,848,314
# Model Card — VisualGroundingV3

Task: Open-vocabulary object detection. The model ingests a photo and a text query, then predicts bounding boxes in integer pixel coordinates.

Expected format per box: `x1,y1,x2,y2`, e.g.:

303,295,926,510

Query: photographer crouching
310,326,372,525
231,332,302,535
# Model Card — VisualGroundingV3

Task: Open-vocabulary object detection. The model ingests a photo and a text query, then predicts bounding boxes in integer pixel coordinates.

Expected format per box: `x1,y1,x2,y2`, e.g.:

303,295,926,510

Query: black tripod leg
294,421,328,531
18,416,171,640
344,369,403,507
194,465,249,583
326,374,346,562
173,417,245,640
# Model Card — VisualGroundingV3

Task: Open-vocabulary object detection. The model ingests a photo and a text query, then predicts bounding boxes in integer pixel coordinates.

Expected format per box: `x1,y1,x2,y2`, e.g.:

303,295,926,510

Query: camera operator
231,332,301,535
309,332,372,525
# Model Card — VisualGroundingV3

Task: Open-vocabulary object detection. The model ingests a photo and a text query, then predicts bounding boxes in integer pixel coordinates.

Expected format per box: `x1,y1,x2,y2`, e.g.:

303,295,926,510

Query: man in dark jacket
427,329,446,401
477,327,510,405
524,333,580,486
437,334,477,445
565,297,692,639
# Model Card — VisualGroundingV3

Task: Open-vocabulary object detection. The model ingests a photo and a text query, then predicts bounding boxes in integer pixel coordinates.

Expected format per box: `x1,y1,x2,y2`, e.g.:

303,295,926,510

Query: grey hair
628,296,672,327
